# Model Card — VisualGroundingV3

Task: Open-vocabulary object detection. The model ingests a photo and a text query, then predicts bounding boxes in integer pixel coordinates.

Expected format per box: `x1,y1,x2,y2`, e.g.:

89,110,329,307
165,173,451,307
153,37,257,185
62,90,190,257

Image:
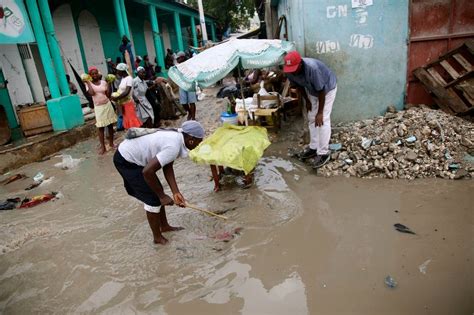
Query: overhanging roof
135,0,217,21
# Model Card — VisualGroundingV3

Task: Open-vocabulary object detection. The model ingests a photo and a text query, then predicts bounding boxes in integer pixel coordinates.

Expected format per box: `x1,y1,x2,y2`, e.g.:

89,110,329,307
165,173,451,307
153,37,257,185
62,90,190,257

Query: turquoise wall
126,1,149,62
57,0,214,69
279,0,409,122
70,0,121,65
161,14,180,52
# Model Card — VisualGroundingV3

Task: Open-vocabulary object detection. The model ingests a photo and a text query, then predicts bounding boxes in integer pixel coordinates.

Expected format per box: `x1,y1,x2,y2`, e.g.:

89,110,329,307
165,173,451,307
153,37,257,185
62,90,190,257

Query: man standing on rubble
283,51,337,169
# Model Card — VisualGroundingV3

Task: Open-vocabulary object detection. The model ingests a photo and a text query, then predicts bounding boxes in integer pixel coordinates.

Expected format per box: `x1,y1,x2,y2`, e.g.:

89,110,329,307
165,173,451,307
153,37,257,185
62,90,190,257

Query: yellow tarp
189,124,271,175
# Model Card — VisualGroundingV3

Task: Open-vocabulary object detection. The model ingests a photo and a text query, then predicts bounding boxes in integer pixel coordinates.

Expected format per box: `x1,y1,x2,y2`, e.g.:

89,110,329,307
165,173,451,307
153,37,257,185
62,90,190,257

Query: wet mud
0,90,472,314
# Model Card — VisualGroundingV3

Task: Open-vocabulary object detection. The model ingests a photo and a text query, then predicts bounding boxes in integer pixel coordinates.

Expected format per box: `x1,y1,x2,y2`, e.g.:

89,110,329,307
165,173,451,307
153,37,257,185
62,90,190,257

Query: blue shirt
119,42,135,70
287,58,337,95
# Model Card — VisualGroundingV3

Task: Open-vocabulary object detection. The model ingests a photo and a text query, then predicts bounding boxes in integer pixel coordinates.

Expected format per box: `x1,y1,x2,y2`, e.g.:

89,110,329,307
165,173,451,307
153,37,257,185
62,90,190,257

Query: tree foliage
187,0,256,31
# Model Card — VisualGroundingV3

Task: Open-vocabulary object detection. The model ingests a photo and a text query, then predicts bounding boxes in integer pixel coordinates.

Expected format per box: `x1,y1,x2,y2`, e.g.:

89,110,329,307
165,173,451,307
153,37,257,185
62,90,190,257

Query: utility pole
197,0,208,44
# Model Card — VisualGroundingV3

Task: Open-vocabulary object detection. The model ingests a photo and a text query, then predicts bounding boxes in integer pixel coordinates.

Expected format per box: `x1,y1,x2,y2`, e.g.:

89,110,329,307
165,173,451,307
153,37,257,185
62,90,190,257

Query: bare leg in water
98,127,106,155
189,103,196,120
107,124,115,149
182,104,191,120
146,211,169,244
159,206,184,232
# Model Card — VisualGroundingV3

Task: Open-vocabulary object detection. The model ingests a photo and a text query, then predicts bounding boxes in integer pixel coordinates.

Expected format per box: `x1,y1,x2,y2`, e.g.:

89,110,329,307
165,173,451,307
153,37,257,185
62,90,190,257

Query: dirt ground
0,88,473,314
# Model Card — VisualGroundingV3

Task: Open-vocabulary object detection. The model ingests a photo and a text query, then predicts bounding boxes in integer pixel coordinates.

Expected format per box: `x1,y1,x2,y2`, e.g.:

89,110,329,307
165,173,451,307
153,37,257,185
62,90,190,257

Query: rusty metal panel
408,41,447,81
453,0,474,34
407,0,474,105
410,0,451,38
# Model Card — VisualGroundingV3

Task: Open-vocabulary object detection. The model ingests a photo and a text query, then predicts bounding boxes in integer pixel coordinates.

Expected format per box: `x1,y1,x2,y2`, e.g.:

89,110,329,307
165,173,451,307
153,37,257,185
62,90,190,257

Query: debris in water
394,223,416,235
214,206,237,215
33,172,44,182
25,181,42,191
1,174,27,185
384,275,397,288
214,231,233,242
213,227,243,242
418,259,432,275
54,155,82,170
0,198,21,210
20,192,57,208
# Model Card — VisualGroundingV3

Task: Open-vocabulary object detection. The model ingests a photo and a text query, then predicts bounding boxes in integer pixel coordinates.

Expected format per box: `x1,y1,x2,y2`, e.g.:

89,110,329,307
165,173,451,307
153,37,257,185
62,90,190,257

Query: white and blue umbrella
168,39,295,91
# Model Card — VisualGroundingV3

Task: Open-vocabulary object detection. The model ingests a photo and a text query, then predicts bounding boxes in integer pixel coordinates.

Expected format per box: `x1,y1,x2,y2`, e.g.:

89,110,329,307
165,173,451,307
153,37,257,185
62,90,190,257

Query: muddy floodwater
0,129,473,314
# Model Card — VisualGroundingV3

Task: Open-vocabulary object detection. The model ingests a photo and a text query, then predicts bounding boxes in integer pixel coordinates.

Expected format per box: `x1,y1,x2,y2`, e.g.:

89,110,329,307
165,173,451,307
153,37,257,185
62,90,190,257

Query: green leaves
188,0,256,31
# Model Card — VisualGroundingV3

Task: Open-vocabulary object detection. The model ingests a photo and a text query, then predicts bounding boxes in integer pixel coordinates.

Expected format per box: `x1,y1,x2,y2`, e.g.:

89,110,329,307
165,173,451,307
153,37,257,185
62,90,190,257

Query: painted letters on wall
0,0,35,44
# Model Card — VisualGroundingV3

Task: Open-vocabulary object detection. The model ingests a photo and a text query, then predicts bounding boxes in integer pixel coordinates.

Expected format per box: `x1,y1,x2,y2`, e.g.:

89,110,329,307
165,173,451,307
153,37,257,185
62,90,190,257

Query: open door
0,106,10,145
0,70,13,145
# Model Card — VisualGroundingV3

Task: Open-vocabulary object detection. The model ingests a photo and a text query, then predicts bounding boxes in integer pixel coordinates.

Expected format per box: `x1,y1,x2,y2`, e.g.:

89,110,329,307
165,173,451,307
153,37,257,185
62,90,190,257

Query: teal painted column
113,0,126,37
190,16,198,47
38,0,70,96
26,0,83,131
120,0,131,39
173,12,184,52
211,22,216,42
149,5,165,70
25,0,60,99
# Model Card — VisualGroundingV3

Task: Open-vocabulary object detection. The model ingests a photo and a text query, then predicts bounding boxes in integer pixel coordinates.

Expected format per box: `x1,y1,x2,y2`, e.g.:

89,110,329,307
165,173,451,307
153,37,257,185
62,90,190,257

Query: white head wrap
116,63,128,72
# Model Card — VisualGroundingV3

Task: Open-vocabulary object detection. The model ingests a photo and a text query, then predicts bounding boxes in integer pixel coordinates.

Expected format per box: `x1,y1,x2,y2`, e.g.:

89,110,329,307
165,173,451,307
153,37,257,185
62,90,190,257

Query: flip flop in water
394,223,416,235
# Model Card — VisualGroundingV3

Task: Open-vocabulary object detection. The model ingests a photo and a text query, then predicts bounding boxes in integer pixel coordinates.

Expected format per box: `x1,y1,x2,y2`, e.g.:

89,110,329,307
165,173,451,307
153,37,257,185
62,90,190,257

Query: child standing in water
85,67,117,154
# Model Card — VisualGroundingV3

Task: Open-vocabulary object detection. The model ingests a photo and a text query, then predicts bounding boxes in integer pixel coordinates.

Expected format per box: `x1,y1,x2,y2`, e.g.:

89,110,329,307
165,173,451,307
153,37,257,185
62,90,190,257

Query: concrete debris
318,106,474,179
386,105,398,113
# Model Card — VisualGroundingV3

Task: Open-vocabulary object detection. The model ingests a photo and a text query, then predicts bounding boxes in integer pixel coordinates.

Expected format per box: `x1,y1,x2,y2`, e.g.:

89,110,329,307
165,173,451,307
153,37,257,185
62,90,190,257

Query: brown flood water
0,91,473,314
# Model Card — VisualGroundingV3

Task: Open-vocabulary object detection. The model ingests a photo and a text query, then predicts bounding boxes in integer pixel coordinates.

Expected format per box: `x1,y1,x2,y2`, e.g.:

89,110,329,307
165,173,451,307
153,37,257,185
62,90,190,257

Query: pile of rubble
319,106,474,180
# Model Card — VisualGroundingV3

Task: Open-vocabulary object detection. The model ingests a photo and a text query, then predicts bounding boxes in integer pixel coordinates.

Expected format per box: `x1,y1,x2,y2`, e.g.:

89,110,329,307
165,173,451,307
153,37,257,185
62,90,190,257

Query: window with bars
17,44,32,60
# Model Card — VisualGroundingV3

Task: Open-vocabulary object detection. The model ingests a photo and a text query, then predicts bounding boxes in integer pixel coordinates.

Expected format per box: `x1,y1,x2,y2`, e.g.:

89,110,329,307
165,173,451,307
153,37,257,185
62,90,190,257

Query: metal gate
407,0,474,105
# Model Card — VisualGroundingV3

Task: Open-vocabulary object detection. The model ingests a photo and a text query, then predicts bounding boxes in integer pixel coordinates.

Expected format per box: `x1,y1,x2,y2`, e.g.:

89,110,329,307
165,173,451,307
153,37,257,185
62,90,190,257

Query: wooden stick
186,203,228,220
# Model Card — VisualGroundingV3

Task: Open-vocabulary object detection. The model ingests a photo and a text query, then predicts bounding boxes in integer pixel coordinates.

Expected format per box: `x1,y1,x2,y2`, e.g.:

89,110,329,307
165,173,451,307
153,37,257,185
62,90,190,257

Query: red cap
283,51,302,73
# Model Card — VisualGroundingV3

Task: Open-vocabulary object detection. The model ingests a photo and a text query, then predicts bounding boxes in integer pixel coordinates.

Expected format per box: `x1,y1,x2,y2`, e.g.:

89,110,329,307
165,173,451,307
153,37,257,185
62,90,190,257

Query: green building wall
53,0,214,71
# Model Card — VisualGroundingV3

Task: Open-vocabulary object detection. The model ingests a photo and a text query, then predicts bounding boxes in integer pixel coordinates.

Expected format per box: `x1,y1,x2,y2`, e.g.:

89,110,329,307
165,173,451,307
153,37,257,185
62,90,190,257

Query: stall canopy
168,39,295,91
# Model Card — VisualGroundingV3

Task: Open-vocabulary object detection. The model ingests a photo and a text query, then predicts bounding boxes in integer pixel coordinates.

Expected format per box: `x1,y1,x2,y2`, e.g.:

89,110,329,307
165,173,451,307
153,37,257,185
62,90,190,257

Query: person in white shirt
113,121,204,245
111,63,142,129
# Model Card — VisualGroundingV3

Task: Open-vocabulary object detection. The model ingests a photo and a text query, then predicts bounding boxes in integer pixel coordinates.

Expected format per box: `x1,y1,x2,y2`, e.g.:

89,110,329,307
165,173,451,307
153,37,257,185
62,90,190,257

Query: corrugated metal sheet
407,0,474,105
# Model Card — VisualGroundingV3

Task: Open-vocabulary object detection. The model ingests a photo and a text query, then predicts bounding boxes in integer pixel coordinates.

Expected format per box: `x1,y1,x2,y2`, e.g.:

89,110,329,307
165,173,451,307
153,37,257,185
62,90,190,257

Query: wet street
0,99,473,314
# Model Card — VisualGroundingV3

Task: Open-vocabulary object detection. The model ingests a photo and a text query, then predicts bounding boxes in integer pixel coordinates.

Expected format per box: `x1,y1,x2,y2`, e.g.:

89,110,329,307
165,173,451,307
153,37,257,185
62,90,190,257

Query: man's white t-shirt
118,75,133,96
118,130,189,167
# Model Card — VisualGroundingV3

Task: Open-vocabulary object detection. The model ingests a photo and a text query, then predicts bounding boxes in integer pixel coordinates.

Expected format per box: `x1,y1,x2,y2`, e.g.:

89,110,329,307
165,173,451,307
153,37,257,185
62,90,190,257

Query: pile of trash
318,106,474,179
